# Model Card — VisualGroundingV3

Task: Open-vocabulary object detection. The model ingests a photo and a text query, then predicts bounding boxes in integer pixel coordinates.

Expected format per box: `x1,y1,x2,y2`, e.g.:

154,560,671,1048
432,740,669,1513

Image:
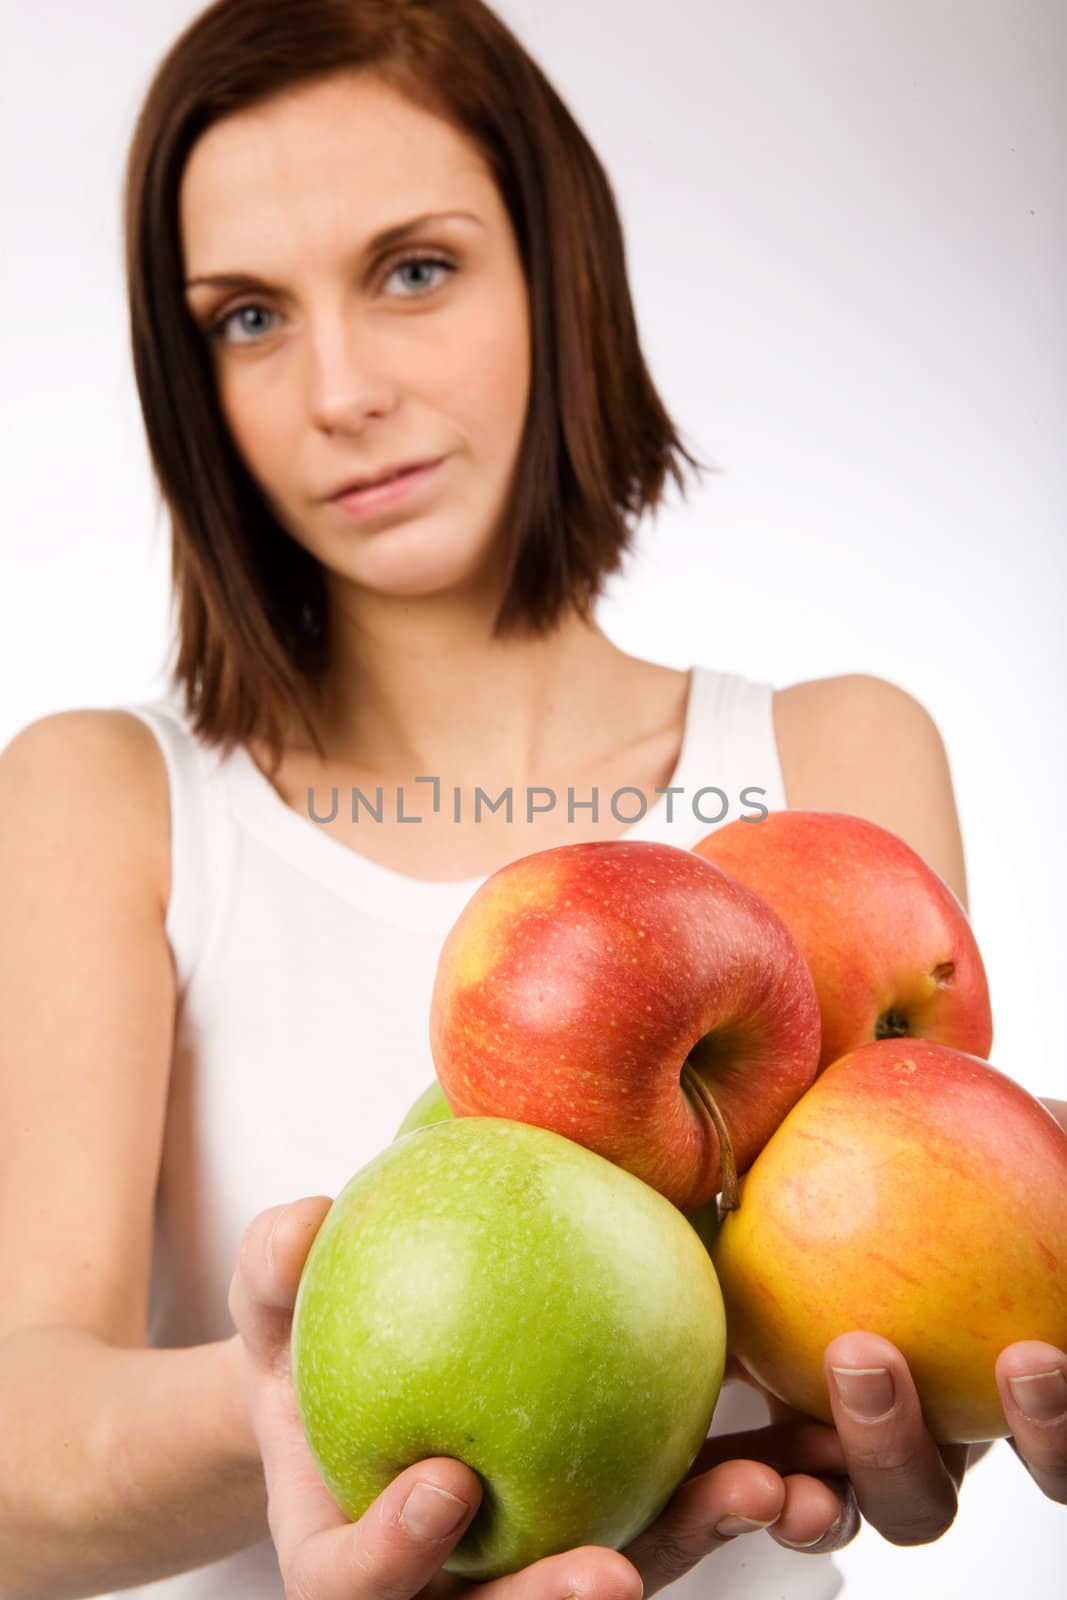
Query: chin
342,517,501,600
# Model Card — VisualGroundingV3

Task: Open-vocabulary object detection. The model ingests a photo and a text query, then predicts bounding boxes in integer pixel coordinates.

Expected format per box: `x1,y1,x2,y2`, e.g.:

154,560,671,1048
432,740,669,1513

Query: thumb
284,1456,482,1600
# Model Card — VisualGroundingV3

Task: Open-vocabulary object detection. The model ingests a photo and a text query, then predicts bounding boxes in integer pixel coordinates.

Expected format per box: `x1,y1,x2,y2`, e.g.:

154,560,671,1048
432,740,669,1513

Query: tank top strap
118,695,239,1002
630,666,786,848
700,667,787,819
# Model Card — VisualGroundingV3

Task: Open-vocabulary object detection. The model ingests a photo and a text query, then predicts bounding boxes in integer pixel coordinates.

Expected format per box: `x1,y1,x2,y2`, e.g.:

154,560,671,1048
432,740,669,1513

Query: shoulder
0,708,172,918
771,672,946,787
771,673,969,909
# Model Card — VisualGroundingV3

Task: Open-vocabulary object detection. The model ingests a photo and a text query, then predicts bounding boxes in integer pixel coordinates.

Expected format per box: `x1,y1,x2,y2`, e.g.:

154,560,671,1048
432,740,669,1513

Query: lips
328,458,440,499
329,457,445,522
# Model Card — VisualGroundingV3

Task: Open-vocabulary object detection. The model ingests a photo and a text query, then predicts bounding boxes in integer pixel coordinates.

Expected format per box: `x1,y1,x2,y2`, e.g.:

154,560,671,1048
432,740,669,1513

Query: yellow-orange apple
429,839,821,1212
711,1036,1067,1442
693,809,993,1069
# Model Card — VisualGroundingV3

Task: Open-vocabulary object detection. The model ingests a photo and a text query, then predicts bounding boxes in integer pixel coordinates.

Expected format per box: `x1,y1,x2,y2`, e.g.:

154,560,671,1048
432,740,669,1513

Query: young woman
1,2,1063,1597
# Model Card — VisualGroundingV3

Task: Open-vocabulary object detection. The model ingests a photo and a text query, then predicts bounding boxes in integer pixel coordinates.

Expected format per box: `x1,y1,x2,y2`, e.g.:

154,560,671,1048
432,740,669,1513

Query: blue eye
210,304,278,344
206,253,457,345
385,255,456,296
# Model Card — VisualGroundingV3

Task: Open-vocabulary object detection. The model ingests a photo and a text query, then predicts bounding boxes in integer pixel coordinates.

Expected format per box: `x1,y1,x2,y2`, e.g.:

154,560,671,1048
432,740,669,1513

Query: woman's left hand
684,1331,1067,1562
803,1331,1067,1546
619,1331,1067,1586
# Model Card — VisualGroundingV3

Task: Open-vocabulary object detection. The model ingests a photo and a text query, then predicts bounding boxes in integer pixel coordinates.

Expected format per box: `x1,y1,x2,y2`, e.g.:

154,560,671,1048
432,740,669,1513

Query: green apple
291,1115,727,1579
394,1078,721,1251
392,1077,455,1137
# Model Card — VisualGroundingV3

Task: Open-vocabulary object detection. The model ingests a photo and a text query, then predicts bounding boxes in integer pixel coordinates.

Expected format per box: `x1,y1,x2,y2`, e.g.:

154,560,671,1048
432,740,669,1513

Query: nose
304,305,400,433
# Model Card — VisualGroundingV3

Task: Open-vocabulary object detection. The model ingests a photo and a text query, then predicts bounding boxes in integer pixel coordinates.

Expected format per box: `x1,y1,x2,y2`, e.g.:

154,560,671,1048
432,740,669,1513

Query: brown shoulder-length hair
124,0,712,775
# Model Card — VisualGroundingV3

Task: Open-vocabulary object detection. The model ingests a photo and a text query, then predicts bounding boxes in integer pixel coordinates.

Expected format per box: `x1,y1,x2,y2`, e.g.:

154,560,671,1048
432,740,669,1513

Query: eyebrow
184,209,485,292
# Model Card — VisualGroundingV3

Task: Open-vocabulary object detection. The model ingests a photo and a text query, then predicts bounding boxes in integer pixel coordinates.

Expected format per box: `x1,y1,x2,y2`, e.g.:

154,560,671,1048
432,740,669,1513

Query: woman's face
180,71,532,605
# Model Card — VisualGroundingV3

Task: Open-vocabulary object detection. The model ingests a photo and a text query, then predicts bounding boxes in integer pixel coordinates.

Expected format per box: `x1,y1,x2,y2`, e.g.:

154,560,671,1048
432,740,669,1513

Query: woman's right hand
227,1196,648,1600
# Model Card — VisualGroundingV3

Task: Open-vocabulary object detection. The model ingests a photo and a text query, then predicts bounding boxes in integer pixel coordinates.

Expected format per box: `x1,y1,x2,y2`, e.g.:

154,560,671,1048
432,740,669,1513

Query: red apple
429,839,821,1212
711,1037,1067,1442
692,810,993,1069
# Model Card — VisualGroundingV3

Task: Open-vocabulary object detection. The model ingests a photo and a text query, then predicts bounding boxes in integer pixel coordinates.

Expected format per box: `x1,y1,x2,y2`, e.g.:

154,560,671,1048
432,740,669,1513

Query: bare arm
0,714,267,1598
0,1328,266,1598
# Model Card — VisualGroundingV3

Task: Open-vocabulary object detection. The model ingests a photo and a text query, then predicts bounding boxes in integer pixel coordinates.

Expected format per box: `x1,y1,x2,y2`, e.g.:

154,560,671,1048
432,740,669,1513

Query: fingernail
400,1482,470,1540
1008,1368,1067,1424
831,1365,895,1420
777,1532,827,1549
714,1514,775,1538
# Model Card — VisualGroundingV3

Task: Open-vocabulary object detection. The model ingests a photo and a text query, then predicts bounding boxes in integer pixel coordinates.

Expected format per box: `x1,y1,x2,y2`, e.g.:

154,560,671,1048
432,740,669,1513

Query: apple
291,1115,727,1578
393,1077,455,1138
394,1078,721,1251
711,1037,1067,1442
692,809,993,1069
429,839,821,1212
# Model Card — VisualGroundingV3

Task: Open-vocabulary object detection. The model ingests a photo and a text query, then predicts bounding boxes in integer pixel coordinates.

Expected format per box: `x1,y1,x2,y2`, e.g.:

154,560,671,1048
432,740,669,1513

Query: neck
302,584,634,792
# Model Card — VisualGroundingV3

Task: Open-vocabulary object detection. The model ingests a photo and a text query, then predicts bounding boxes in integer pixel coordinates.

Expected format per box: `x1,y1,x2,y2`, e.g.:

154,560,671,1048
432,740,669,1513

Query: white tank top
104,665,842,1600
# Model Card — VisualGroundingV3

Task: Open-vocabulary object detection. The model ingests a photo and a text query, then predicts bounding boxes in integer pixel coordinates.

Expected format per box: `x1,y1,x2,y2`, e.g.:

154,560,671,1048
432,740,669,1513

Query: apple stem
680,1062,740,1216
874,1008,911,1039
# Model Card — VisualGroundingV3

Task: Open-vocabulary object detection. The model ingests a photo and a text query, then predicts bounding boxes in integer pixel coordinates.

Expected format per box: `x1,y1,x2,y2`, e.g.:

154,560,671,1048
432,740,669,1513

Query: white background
2,0,1064,1594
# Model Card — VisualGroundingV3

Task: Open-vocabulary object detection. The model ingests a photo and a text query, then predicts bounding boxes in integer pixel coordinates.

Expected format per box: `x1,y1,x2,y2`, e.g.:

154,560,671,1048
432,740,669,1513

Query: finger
226,1197,352,1564
824,1332,960,1546
284,1457,484,1600
227,1196,333,1373
689,1408,856,1555
771,1475,861,1555
996,1341,1067,1504
422,1541,645,1600
619,1457,787,1596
